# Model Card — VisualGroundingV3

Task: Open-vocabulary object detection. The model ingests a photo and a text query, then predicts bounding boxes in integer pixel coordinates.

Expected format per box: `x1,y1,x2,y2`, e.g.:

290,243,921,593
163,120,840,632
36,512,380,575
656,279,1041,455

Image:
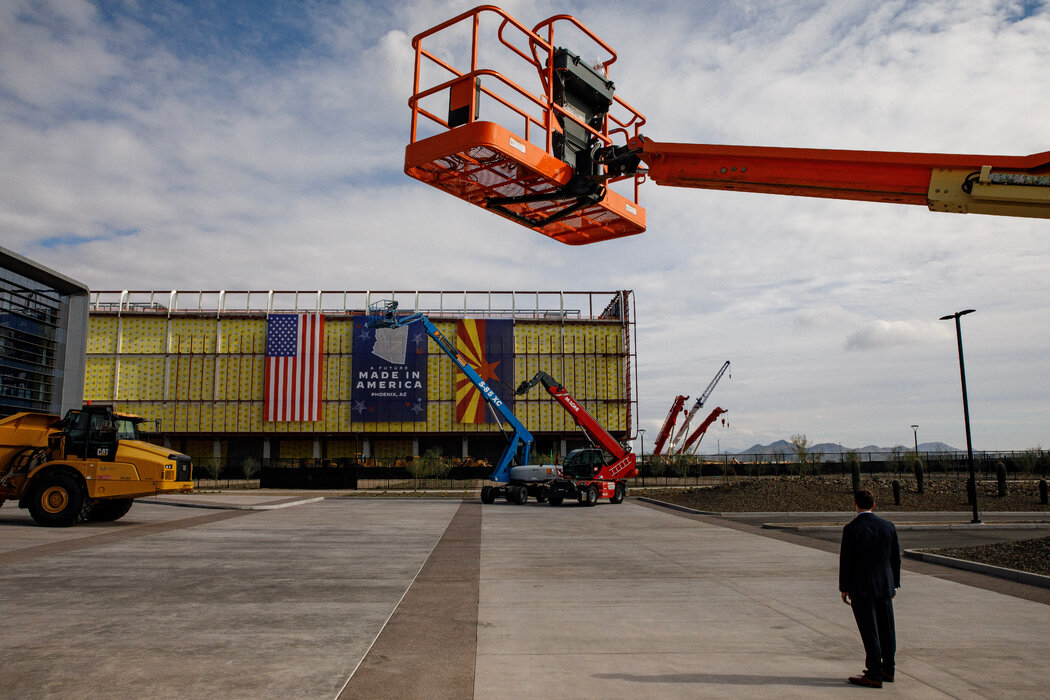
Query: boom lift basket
405,6,647,245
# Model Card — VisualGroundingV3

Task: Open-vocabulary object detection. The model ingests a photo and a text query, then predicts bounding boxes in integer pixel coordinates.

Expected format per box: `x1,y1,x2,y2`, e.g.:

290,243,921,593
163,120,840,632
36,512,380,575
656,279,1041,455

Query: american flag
264,313,325,422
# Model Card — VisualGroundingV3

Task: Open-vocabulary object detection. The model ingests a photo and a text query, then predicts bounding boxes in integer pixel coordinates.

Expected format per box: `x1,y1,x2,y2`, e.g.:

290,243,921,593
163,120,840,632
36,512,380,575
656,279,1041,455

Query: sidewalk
2,494,1047,698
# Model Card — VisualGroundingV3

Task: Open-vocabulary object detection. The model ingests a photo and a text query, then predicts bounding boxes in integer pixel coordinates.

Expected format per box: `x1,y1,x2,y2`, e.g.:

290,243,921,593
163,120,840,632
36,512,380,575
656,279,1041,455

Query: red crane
651,394,687,456
668,361,731,455
679,407,728,455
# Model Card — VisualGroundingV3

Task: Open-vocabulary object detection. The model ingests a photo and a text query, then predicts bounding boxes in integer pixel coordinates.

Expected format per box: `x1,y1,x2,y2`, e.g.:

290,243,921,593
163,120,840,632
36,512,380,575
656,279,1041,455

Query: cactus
996,461,1007,497
913,459,924,494
851,460,862,493
1040,479,1048,506
892,479,901,506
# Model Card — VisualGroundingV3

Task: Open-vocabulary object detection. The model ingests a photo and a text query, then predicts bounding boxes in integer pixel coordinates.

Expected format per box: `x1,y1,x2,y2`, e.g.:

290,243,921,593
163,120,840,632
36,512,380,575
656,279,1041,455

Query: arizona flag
264,313,325,422
455,319,514,423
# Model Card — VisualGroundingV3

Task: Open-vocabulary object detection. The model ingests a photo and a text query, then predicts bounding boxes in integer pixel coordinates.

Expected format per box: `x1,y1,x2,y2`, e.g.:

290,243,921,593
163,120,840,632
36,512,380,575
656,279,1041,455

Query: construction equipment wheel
611,483,625,504
86,498,134,522
548,496,563,506
480,485,496,504
584,485,598,507
513,485,528,505
28,471,90,527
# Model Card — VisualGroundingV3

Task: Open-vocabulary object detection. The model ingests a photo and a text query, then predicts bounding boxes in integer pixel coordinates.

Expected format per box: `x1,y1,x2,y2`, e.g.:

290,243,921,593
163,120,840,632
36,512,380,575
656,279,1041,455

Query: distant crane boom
652,394,688,456
669,361,730,454
682,407,728,455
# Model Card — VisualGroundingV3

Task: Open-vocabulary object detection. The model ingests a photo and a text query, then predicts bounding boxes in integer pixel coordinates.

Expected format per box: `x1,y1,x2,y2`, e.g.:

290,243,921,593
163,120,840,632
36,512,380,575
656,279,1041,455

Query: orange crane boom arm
637,139,1050,218
652,394,687,456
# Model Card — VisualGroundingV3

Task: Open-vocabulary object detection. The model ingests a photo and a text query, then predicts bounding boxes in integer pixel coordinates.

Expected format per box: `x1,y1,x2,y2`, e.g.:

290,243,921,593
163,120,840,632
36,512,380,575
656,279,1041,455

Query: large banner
455,319,514,423
351,316,427,422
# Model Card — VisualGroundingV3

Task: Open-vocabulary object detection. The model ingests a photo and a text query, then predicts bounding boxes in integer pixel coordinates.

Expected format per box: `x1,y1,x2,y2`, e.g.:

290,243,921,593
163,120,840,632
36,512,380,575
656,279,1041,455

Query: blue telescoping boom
366,300,533,484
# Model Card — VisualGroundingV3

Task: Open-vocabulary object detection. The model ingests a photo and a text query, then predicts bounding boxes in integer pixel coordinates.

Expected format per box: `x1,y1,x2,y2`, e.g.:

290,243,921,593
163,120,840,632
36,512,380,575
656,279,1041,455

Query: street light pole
911,424,919,457
638,429,645,472
939,309,980,523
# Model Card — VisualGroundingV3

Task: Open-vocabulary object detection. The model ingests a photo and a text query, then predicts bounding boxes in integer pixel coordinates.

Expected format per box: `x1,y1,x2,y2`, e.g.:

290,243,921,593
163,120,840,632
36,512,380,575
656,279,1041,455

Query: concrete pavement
2,493,1048,698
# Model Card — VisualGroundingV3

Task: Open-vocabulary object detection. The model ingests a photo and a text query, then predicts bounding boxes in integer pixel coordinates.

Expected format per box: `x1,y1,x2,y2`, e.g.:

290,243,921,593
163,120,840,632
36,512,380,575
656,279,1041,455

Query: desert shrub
241,457,260,482
791,434,811,476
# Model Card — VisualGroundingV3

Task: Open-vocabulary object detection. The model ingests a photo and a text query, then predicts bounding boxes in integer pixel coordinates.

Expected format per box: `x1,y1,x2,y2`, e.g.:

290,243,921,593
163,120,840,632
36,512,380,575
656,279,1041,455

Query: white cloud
2,0,1048,450
845,319,952,351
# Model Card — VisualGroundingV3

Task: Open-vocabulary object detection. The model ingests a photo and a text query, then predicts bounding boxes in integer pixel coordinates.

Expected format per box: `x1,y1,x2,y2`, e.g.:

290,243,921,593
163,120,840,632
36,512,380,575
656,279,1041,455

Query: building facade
1,246,89,419
85,290,636,472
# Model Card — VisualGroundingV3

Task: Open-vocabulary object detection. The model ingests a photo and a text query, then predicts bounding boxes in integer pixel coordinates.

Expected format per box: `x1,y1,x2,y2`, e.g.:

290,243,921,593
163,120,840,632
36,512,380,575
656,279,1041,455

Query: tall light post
911,424,919,456
637,429,645,471
939,309,980,523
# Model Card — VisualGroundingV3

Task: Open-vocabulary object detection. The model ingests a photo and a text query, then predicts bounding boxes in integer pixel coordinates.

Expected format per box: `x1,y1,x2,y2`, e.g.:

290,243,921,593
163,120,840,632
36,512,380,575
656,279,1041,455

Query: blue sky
2,0,1048,451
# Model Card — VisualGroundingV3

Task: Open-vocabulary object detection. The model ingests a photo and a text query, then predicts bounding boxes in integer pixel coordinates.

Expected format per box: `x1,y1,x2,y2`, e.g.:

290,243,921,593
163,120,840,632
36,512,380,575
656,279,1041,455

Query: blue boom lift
366,300,558,504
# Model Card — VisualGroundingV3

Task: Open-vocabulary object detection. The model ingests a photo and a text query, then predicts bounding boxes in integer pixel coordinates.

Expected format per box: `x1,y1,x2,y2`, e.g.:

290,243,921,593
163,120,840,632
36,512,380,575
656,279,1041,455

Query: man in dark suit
840,489,901,688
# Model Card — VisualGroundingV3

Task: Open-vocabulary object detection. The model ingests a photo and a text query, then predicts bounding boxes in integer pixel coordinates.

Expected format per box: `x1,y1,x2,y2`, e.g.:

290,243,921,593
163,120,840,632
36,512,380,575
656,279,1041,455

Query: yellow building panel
87,316,118,354
278,440,314,459
120,317,168,353
199,404,214,432
328,439,362,458
214,356,230,401
84,357,115,401
374,439,412,459
246,402,263,432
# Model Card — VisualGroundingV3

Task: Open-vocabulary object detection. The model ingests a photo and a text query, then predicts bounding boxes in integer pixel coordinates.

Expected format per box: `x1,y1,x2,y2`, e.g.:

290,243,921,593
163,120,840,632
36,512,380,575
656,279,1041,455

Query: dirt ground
645,476,1050,577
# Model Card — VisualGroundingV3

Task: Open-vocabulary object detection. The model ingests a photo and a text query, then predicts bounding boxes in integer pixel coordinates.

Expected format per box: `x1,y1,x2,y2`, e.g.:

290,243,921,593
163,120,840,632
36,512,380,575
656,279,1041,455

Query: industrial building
85,290,636,474
0,246,89,419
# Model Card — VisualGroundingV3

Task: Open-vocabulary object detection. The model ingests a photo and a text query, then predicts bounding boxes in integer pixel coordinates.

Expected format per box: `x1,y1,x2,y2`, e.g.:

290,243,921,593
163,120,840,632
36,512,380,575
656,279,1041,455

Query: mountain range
728,440,960,457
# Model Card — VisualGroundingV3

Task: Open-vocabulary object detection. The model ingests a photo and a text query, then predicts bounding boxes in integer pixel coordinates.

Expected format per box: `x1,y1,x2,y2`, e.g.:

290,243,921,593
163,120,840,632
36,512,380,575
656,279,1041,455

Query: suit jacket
839,512,901,599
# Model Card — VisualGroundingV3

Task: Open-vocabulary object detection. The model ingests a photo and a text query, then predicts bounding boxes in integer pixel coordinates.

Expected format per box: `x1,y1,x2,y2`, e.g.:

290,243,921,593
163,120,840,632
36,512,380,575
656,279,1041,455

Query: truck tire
548,496,563,506
480,486,496,504
86,498,134,522
28,471,90,527
611,483,625,504
584,485,598,507
513,485,528,505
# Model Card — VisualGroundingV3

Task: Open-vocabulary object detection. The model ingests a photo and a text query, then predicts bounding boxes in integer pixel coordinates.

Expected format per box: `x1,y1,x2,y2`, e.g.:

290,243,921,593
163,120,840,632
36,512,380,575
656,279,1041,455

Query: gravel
645,476,1050,577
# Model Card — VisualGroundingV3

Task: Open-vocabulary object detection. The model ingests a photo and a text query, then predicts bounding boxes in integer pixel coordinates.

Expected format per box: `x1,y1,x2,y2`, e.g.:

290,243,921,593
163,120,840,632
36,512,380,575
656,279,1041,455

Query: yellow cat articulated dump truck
0,404,193,527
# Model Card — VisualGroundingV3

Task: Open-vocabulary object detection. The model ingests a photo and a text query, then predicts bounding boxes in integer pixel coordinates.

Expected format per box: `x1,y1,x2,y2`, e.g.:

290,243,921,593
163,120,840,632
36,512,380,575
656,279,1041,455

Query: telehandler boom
516,371,637,505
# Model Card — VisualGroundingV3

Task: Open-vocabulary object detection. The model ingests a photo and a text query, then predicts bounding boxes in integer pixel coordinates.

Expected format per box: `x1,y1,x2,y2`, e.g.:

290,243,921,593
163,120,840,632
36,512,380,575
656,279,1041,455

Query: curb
763,522,1050,533
636,497,720,516
904,549,1050,589
138,496,325,511
635,498,1050,523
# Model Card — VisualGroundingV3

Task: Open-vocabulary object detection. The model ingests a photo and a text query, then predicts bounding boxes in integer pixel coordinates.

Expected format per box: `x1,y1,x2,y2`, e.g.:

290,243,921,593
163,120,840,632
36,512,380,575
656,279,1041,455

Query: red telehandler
516,371,637,506
403,6,1049,245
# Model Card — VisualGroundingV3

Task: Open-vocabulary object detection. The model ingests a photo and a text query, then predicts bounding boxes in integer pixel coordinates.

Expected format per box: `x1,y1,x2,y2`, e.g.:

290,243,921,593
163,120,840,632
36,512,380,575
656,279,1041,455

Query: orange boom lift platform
405,6,1049,245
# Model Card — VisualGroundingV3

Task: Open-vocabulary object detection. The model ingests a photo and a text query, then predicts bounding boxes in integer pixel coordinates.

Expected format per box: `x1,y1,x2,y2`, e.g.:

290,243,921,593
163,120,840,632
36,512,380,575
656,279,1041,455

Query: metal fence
189,450,1050,491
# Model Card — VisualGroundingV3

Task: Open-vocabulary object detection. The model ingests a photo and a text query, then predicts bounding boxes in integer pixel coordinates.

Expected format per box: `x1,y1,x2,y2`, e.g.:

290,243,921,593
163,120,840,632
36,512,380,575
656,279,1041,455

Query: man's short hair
854,489,875,510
